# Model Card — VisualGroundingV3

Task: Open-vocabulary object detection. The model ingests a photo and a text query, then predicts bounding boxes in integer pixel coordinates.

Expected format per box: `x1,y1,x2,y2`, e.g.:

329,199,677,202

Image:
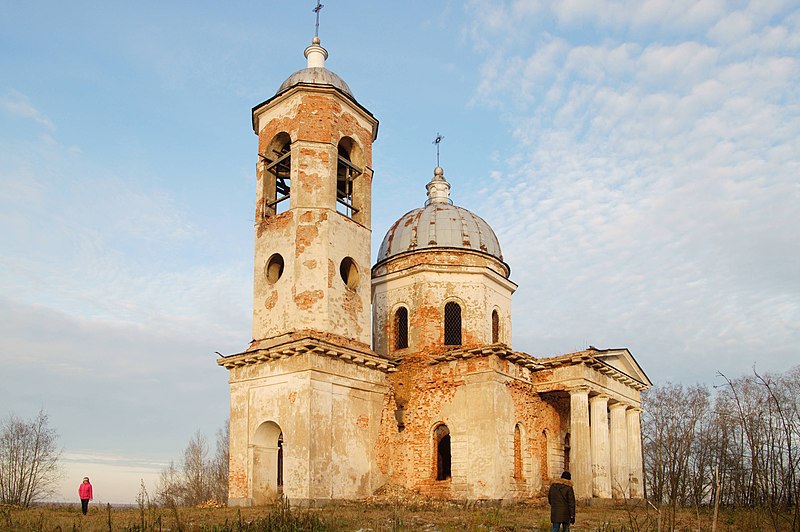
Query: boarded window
434,424,451,480
395,307,408,349
491,310,499,343
444,302,462,345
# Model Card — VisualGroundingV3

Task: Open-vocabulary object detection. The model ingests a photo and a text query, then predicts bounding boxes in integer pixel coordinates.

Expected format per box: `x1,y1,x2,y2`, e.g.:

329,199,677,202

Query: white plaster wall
227,353,387,504
438,371,517,499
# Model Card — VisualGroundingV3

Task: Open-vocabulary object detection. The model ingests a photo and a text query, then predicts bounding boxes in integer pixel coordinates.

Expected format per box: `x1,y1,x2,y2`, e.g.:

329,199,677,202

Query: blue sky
1,0,798,504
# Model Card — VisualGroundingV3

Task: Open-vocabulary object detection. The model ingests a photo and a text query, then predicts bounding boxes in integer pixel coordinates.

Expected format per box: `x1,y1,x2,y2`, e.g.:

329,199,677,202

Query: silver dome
276,38,353,98
376,167,504,264
277,67,353,97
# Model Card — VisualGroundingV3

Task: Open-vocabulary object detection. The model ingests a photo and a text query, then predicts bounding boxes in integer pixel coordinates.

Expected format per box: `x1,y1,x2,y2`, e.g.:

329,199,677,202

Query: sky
1,0,798,504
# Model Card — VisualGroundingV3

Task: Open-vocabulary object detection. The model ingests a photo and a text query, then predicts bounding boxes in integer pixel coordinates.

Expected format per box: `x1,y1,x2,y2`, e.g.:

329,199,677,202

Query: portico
538,348,650,500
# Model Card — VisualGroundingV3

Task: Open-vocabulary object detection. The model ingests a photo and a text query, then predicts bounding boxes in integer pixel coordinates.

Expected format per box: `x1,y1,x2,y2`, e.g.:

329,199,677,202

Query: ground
2,493,789,532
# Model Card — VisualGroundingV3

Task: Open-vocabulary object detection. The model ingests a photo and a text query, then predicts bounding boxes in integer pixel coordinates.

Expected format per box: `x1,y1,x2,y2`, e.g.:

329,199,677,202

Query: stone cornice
217,334,397,373
427,343,544,371
425,345,649,392
537,351,649,391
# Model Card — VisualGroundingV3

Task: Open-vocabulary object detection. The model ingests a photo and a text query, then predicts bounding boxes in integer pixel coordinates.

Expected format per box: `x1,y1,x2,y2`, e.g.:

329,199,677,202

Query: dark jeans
551,523,569,532
81,498,89,515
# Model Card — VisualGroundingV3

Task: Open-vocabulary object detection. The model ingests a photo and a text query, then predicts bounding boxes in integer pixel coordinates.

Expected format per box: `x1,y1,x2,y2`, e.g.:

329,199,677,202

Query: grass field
0,499,788,531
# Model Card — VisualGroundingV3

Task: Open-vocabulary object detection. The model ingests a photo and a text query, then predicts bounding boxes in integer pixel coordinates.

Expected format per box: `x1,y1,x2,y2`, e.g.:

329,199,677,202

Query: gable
591,348,652,388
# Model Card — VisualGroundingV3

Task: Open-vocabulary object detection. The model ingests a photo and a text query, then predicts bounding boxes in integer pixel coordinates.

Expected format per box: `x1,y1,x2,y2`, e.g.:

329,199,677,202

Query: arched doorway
252,421,283,504
434,424,451,480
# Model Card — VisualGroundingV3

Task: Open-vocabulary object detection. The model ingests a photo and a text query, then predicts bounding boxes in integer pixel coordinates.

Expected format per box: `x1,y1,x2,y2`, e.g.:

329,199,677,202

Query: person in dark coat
548,471,576,532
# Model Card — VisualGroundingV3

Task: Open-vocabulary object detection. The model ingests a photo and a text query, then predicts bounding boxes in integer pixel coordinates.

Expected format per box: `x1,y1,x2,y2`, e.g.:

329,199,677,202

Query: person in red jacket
78,477,93,515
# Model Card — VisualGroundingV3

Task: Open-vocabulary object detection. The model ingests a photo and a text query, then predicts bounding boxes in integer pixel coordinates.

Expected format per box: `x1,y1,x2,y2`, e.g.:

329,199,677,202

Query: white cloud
0,90,55,131
464,2,800,382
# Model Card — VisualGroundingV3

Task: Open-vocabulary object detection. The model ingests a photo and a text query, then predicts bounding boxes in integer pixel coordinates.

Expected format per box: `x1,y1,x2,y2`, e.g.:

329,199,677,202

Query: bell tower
250,36,378,347
220,35,391,507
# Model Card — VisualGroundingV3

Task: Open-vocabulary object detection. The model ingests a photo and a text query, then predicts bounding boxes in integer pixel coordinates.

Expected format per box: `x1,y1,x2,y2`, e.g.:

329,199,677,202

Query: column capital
567,386,591,396
609,402,629,411
589,393,609,404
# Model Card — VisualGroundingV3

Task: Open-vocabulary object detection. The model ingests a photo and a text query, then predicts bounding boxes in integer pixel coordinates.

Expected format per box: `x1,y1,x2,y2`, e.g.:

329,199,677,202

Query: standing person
548,471,576,532
78,476,93,515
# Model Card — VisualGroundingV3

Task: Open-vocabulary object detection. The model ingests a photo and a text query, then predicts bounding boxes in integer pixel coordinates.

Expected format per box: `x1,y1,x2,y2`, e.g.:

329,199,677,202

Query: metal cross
313,0,324,38
432,133,445,167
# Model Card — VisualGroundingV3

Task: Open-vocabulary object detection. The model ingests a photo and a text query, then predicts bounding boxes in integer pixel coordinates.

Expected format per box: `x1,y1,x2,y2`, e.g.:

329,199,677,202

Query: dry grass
0,499,786,531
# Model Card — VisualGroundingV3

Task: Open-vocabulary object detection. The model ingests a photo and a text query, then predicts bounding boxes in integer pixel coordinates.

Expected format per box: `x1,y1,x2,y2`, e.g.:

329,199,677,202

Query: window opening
262,140,291,215
434,424,451,480
491,310,499,343
564,433,571,473
266,254,284,284
514,424,523,480
336,144,361,218
395,307,409,350
444,302,462,345
339,257,359,289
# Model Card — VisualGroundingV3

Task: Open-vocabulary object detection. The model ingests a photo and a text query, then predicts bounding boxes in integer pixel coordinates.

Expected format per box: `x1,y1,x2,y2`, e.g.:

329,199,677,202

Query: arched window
513,424,523,480
444,302,462,345
262,133,291,216
336,137,362,219
434,424,451,480
491,309,500,343
394,307,408,350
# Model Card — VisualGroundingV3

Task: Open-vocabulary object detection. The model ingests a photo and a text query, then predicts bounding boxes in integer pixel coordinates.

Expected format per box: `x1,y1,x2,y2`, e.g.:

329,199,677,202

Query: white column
627,407,644,498
569,387,592,499
609,403,629,499
590,394,611,498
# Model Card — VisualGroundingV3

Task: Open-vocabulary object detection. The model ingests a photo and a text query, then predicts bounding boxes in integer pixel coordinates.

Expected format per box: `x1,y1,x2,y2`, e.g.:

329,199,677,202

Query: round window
266,254,284,284
339,257,359,290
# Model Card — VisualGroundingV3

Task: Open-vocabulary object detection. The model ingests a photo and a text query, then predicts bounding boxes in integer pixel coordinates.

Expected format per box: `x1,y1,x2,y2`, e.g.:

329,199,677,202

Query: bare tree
156,420,229,507
643,382,710,526
0,410,62,507
210,423,229,505
182,431,213,505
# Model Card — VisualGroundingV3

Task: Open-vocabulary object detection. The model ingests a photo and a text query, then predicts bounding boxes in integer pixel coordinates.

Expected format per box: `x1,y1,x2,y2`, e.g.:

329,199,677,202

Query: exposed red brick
295,289,323,309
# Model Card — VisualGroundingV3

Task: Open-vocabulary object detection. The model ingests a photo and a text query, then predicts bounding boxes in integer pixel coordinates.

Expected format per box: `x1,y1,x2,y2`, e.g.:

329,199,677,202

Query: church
217,33,651,506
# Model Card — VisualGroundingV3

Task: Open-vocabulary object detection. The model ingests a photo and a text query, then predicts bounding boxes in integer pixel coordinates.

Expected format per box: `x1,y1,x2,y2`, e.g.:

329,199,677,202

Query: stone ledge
218,333,397,373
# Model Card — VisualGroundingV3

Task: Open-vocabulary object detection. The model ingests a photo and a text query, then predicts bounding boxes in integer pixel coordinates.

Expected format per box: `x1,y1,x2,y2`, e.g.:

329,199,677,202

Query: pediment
591,348,652,387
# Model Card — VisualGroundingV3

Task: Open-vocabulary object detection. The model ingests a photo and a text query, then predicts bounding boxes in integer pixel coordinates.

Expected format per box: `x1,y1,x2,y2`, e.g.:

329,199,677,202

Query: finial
313,0,324,38
432,132,445,168
426,166,452,205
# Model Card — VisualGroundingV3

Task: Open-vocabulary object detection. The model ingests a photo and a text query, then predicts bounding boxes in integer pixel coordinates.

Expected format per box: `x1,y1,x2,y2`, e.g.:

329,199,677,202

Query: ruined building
217,36,652,505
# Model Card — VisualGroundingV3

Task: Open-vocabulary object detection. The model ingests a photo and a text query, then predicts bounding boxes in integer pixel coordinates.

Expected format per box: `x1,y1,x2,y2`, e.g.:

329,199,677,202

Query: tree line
642,365,800,529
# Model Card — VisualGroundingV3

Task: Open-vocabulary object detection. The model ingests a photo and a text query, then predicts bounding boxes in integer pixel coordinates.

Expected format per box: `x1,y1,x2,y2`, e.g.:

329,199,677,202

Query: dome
376,167,504,265
278,67,352,96
276,37,353,98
